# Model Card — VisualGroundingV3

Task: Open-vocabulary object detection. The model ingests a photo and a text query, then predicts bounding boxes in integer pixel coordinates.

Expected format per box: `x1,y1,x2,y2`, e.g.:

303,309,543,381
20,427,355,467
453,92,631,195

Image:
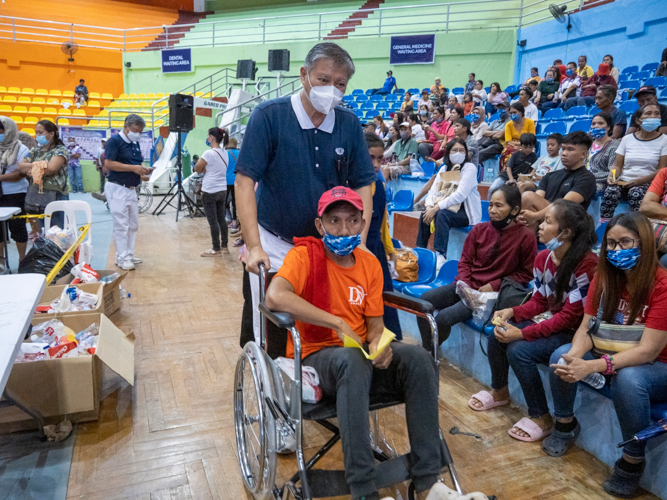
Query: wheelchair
233,265,464,500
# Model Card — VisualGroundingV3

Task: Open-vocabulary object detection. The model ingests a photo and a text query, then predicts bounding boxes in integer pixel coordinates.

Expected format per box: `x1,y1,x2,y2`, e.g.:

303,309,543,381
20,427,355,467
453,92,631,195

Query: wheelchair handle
258,263,268,304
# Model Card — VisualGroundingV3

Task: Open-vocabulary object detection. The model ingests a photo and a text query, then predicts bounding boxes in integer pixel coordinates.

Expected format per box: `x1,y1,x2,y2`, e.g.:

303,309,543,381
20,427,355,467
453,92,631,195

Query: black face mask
490,209,518,230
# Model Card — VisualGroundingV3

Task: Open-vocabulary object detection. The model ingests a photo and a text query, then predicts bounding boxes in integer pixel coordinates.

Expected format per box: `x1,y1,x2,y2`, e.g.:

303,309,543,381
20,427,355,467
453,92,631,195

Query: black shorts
0,192,28,243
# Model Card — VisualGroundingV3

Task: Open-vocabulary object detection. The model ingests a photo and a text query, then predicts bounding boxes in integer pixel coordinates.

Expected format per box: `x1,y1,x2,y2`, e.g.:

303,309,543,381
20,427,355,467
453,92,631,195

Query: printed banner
161,48,192,73
59,127,107,161
390,34,436,65
109,129,154,161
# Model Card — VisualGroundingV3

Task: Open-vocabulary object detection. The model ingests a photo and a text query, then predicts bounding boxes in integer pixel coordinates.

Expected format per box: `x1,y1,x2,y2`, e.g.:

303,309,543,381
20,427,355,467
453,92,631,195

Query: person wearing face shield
102,113,153,271
235,42,376,345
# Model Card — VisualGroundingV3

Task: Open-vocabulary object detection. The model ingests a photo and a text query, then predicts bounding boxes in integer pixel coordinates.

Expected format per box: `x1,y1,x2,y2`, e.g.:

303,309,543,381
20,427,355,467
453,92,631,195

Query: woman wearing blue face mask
541,63,581,113
479,200,598,443
17,119,70,234
601,103,667,221
588,112,621,194
534,69,560,111
501,102,536,173
545,211,667,499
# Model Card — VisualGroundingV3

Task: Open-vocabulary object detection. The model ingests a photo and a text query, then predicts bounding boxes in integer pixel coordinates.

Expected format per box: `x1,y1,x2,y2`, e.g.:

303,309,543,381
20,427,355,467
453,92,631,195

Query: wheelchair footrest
306,455,411,498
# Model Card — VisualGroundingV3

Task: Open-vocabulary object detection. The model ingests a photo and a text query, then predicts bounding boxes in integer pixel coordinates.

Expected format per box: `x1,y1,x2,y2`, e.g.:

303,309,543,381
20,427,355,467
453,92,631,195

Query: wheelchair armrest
383,291,434,317
258,302,295,329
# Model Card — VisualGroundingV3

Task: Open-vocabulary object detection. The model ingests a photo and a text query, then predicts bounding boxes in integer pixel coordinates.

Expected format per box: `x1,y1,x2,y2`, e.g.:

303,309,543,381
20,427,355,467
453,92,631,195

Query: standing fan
61,41,78,62
549,4,572,31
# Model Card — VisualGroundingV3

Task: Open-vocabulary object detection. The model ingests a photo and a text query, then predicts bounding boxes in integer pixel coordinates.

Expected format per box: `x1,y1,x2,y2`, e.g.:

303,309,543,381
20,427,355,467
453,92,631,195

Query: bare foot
510,414,553,439
469,387,509,409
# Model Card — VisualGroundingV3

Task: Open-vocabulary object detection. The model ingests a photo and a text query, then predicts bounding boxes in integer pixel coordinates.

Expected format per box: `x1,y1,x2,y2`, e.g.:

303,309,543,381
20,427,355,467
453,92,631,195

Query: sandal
542,422,580,457
603,459,645,498
508,417,552,442
468,391,508,411
201,249,221,257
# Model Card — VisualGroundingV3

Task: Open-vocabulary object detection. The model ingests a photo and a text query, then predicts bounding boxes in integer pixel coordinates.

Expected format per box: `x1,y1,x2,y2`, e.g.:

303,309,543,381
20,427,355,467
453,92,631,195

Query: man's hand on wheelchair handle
370,337,392,369
247,246,271,274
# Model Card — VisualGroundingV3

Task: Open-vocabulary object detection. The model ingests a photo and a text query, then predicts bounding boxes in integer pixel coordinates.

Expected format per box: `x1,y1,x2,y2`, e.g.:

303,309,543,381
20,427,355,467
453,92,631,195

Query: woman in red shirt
545,212,667,498
419,106,454,161
469,200,598,441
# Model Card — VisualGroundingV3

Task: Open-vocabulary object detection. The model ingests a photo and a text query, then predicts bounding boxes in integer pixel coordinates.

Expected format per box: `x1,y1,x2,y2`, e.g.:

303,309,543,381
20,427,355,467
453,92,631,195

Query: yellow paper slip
343,328,396,360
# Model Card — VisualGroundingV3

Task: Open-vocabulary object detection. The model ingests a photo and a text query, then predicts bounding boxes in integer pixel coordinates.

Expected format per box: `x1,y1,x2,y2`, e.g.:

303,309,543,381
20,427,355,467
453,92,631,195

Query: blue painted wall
514,0,667,85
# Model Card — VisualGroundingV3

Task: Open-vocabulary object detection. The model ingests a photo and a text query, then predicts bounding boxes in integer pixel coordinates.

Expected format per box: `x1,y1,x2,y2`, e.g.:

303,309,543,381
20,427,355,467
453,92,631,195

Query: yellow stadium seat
32,97,45,104
35,89,48,96
11,116,23,123
17,96,31,103
155,119,165,127
62,90,74,97
128,93,137,99
88,120,98,126
61,99,73,106
73,109,86,117
47,97,59,105
21,127,35,136
13,106,27,113
102,93,113,100
0,86,6,93
0,105,11,112
22,88,35,95
24,117,38,124
49,90,62,96
118,93,127,99
58,118,69,125
3,96,17,103
29,106,42,114
90,92,100,99
195,92,204,97
97,109,109,116
43,107,57,115
118,101,129,107
88,100,100,107
138,101,149,107
112,121,124,127
8,87,20,93
146,93,156,99
58,109,72,116
137,93,146,98
156,93,165,98
41,117,54,123
128,101,138,107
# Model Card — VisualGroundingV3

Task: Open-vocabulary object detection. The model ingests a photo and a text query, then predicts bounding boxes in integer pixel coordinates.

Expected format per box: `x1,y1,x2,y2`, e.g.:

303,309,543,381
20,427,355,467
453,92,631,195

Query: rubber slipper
508,417,552,442
468,391,509,411
542,423,580,457
603,459,645,498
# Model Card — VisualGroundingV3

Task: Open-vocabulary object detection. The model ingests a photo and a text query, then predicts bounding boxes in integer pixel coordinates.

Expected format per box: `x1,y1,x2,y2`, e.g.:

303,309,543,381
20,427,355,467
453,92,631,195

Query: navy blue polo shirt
105,132,142,187
236,95,376,240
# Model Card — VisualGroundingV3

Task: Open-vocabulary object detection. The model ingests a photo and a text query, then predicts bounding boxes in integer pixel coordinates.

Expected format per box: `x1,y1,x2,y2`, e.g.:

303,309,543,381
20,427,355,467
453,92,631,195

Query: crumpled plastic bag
43,419,73,442
455,280,498,327
18,237,73,279
46,225,76,252
274,357,322,403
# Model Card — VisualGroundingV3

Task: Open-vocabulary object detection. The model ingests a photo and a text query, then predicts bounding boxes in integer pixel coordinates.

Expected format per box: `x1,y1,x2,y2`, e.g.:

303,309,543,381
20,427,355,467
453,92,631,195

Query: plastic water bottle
120,288,131,299
557,357,605,389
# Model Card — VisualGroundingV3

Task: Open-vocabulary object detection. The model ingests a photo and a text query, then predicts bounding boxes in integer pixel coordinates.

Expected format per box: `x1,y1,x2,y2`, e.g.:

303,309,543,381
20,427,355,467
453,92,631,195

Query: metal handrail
0,0,562,52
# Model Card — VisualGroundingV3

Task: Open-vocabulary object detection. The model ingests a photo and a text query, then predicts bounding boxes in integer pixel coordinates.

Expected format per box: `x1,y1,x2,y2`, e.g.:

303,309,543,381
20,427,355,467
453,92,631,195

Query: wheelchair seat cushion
302,393,404,421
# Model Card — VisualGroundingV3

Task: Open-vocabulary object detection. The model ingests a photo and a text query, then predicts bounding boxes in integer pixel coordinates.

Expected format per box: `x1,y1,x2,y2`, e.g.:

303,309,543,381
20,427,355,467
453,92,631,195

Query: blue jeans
416,282,473,350
577,96,596,108
488,327,573,418
549,344,667,458
416,207,469,256
563,96,580,110
68,164,84,193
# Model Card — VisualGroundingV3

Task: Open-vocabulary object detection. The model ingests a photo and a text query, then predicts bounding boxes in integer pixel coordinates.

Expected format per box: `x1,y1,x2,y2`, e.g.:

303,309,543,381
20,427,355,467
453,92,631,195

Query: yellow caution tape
10,214,51,219
45,223,91,285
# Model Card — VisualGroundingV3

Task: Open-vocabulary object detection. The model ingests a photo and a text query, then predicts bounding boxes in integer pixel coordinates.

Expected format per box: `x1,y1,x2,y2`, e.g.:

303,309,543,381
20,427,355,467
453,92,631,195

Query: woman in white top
470,106,489,142
603,54,619,83
416,138,482,269
195,127,230,256
408,113,426,142
601,104,667,220
471,80,488,106
0,116,30,265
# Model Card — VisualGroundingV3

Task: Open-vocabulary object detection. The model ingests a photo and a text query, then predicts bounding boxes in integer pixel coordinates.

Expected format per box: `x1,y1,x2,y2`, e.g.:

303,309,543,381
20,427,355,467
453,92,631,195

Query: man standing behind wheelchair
265,187,444,500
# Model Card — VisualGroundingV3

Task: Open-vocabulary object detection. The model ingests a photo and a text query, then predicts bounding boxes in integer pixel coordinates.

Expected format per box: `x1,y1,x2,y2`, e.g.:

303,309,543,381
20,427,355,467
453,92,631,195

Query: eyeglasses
604,238,637,251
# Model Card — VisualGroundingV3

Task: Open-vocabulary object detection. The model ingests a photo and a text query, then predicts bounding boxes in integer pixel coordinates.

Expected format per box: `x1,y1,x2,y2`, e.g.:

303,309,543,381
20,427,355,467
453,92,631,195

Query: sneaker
119,259,135,271
436,253,446,274
233,238,244,247
131,257,142,264
201,249,221,257
220,247,230,255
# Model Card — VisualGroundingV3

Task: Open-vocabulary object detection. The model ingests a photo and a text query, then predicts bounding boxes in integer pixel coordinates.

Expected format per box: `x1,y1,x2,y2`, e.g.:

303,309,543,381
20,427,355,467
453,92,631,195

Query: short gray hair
124,113,146,128
304,43,355,79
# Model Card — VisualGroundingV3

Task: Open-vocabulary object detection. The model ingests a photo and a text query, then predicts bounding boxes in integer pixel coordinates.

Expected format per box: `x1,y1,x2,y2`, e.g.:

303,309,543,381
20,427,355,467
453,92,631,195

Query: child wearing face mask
488,133,537,199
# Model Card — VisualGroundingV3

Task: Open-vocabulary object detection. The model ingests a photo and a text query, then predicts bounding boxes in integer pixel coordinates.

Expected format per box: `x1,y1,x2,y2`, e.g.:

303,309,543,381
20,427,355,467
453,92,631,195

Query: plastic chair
619,101,639,115
392,247,437,292
407,88,419,95
622,65,639,74
370,95,384,103
634,71,651,81
364,111,376,119
618,74,629,83
451,87,465,95
356,95,369,103
560,106,587,121
594,221,608,250
660,88,667,100
569,119,592,133
403,259,459,297
354,110,364,119
365,89,374,96
376,102,389,111
360,102,374,110
537,121,566,138
394,88,405,95
44,200,93,262
385,94,398,103
386,190,414,213
352,89,364,95
646,77,667,88
391,238,401,249
488,113,500,123
343,95,355,103
620,80,641,90
480,200,490,222
504,85,517,94
421,161,436,178
642,62,660,73
542,108,563,122
588,105,600,116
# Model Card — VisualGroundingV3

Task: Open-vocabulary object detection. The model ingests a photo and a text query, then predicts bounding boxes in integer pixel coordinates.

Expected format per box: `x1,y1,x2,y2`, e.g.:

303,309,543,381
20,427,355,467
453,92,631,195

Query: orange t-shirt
276,246,385,359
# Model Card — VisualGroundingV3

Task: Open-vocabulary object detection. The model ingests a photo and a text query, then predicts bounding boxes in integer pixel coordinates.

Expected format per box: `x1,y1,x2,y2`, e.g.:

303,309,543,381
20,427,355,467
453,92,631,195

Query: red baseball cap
317,187,364,216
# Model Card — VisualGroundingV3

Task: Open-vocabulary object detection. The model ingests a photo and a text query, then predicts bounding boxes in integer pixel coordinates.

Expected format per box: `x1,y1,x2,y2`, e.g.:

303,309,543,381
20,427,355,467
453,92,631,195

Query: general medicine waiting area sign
390,34,436,65
161,48,192,73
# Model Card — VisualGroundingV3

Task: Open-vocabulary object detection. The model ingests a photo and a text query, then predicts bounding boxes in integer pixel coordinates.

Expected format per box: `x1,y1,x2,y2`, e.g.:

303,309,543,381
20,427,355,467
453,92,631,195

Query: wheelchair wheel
234,342,277,500
370,406,411,459
136,185,153,213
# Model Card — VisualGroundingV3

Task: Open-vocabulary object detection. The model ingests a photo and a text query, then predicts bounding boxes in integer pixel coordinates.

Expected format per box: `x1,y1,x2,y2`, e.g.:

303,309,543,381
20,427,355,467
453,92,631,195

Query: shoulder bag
587,292,644,357
432,165,462,212
194,149,228,196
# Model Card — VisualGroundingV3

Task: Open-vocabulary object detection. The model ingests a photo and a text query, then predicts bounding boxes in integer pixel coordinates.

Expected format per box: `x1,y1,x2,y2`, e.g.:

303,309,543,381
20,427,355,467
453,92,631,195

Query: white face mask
305,73,344,114
127,131,142,142
449,151,466,165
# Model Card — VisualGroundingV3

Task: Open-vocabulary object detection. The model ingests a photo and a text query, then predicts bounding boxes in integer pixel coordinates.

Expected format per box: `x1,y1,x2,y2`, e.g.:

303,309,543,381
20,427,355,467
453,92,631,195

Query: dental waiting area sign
161,48,193,73
390,34,436,65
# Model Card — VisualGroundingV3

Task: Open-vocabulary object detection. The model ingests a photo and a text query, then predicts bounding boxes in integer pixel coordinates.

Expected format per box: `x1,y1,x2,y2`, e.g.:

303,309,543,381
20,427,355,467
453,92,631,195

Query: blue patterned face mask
206,140,211,147
589,127,607,139
322,231,361,256
469,113,480,122
607,247,641,270
566,69,574,77
498,109,507,118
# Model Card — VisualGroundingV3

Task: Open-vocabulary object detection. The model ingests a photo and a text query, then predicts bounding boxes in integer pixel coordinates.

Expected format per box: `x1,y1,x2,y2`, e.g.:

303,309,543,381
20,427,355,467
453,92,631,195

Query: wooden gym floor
64,209,658,500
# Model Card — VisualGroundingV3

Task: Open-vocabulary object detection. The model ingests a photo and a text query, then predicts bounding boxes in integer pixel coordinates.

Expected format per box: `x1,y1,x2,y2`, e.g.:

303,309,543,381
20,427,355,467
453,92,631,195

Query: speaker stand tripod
152,131,202,222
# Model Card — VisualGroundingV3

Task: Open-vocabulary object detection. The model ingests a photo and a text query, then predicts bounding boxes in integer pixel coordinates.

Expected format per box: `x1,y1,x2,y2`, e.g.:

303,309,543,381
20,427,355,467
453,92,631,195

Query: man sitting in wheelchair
266,186,444,500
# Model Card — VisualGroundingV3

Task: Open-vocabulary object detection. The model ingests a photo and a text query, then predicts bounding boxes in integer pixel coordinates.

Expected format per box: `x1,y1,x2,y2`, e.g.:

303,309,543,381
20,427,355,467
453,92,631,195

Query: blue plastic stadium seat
391,103,402,112
620,80,641,90
618,74,629,83
391,237,401,249
588,105,600,116
364,111,376,119
504,85,517,94
569,119,592,133
356,95,369,102
452,87,465,95
558,106,587,121
383,111,392,120
385,94,398,102
354,110,364,119
407,88,419,95
392,247,437,292
646,76,667,88
394,88,405,95
352,89,364,95
422,88,431,94
365,89,374,96
464,318,495,337
376,102,389,111
534,123,542,135
480,200,490,221
488,113,500,123
642,62,660,73
484,87,491,93
622,65,639,75
542,108,563,122
537,121,566,138
343,95,355,103
360,101,374,110
634,71,651,81
403,260,459,297
594,221,609,251
421,161,436,177
619,100,639,115
387,189,414,213
370,95,384,102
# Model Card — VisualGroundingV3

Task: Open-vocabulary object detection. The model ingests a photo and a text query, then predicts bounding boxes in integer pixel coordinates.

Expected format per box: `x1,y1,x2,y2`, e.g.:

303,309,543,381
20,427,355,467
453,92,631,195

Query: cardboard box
56,270,127,317
0,313,134,432
33,282,104,320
